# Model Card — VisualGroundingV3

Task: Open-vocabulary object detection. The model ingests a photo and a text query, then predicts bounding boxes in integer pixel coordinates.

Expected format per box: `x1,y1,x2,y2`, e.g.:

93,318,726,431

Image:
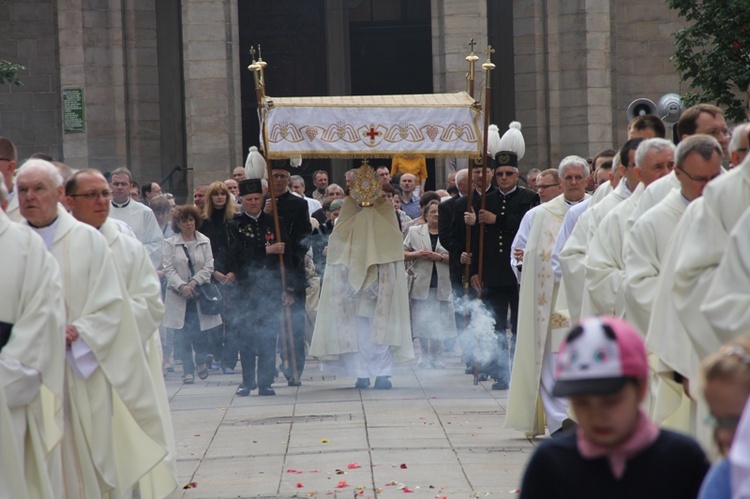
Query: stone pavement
166,351,541,498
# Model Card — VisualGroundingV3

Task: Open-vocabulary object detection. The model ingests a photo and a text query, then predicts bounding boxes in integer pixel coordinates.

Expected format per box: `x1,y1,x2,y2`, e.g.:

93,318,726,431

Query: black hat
238,179,263,197
270,159,293,173
494,151,519,168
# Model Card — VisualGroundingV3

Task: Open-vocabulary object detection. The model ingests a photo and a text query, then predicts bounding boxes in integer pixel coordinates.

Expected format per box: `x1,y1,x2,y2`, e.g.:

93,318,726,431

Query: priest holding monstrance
310,161,415,389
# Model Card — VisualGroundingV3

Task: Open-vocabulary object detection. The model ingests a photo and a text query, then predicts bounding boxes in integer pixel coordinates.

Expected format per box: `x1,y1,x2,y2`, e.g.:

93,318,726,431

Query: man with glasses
264,162,312,386
0,136,21,222
583,138,675,318
109,167,163,268
464,152,538,390
677,103,730,159
729,123,750,169
506,156,590,438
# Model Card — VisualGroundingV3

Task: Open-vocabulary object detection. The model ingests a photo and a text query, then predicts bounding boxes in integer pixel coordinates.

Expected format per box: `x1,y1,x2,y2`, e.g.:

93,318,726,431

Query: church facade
0,0,685,200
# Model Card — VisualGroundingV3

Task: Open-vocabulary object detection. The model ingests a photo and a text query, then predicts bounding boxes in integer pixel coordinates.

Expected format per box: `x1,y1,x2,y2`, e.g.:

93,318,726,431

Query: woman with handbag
403,200,457,368
163,205,222,384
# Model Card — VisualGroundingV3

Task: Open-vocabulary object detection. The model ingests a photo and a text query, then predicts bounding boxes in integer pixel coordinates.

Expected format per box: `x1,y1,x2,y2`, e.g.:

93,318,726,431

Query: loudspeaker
657,93,683,124
627,98,657,122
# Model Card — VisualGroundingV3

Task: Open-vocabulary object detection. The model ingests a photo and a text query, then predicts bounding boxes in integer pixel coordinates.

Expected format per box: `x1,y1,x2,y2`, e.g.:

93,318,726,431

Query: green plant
668,0,750,122
0,60,26,87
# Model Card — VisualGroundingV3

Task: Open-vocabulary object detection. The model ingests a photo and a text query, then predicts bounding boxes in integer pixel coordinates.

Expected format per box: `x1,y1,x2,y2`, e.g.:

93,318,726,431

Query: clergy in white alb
18,160,167,499
506,156,590,437
581,138,674,318
511,168,562,282
558,144,636,323
109,167,164,268
672,152,750,362
0,184,66,499
66,169,177,498
310,184,414,388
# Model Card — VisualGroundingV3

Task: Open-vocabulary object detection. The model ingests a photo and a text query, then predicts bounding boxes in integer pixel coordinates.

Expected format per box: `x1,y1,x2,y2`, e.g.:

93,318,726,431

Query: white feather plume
497,121,525,160
289,155,302,168
244,146,267,180
486,124,502,158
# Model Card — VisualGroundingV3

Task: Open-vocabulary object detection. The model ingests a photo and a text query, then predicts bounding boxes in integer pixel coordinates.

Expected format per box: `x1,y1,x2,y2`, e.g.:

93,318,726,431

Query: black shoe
287,379,301,387
236,384,251,397
258,387,276,396
373,376,392,390
491,379,509,390
355,378,370,389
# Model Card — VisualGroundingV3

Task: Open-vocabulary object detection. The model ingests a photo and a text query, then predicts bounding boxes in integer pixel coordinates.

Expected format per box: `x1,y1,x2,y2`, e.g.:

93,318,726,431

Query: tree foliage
668,0,750,122
0,60,26,87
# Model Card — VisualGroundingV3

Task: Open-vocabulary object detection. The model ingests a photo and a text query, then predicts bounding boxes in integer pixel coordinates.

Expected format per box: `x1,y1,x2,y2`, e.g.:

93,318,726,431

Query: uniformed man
227,179,292,396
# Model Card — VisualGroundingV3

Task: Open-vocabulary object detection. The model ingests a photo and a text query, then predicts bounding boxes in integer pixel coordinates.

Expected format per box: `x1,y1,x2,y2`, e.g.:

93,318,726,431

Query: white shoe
417,356,428,368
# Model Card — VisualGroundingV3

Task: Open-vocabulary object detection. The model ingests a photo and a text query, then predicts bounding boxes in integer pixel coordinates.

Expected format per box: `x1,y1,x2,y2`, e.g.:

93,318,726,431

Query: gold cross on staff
249,46,256,62
485,45,495,60
468,38,477,53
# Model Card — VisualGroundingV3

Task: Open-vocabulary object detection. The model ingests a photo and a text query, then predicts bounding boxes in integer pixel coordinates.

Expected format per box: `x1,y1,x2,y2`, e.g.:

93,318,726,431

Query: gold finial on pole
248,46,261,89
257,45,267,95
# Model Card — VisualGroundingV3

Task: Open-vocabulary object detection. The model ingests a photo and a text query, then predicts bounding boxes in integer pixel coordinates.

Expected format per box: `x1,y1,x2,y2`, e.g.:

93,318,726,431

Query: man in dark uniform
264,162,312,385
226,179,292,396
466,151,538,390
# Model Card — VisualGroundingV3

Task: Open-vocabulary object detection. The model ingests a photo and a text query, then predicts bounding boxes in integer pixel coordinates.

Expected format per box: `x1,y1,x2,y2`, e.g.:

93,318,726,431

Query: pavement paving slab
169,349,540,498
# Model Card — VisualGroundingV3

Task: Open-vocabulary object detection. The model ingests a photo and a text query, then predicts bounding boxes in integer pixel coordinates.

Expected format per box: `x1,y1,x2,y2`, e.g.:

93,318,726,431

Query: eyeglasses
69,190,113,200
272,173,290,179
536,183,560,191
705,128,730,138
495,171,518,178
705,414,741,430
677,166,722,184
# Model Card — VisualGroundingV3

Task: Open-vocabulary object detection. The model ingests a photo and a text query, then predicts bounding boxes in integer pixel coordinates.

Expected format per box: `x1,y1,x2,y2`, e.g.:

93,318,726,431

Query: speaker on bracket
657,93,684,124
627,98,658,122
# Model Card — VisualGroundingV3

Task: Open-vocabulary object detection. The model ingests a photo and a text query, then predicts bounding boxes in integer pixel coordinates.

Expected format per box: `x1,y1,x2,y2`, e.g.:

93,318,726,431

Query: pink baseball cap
553,316,648,397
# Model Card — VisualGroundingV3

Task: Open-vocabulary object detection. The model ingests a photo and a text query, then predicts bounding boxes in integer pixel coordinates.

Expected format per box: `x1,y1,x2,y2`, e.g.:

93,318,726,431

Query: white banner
263,92,482,159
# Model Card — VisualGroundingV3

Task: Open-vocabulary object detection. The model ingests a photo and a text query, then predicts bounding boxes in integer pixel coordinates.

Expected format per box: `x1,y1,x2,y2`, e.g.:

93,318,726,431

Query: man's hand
477,209,496,225
282,290,295,306
266,242,286,255
463,211,476,226
65,325,79,347
470,274,482,292
263,198,273,214
513,248,524,262
460,252,472,265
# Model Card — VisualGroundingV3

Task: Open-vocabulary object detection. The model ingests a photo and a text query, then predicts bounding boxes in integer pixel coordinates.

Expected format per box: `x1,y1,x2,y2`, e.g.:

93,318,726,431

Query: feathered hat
244,146,267,180
494,121,525,168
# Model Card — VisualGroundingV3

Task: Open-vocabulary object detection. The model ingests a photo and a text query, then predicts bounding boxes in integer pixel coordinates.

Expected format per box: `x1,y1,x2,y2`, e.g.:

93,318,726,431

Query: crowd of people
2,101,750,497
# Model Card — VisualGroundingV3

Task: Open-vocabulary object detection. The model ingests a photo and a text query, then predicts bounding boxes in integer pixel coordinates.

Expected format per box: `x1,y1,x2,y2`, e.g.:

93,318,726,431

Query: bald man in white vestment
581,138,674,318
66,169,177,498
0,181,66,499
18,160,166,499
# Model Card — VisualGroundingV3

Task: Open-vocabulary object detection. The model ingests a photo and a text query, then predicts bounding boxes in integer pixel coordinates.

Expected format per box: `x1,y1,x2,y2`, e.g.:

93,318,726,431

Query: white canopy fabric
262,91,482,159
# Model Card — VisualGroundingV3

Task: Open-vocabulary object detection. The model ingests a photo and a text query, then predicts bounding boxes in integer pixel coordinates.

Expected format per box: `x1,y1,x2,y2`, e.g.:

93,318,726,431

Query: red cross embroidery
364,125,380,143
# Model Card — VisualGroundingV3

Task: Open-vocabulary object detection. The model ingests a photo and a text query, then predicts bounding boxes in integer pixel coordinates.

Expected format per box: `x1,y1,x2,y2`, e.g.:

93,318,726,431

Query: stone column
181,0,242,190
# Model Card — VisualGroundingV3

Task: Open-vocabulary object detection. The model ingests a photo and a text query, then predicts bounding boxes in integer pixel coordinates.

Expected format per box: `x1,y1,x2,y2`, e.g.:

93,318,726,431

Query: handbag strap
182,244,196,278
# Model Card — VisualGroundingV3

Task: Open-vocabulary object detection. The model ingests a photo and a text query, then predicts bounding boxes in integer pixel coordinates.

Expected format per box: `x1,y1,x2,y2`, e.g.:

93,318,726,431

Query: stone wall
181,0,242,190
513,0,684,169
0,1,61,161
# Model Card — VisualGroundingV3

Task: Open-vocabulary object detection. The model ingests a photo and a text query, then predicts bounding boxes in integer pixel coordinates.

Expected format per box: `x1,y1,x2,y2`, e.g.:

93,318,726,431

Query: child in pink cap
520,316,709,499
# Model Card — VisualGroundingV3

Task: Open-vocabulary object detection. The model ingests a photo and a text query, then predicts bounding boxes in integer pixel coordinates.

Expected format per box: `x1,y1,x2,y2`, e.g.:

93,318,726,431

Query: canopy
263,91,482,159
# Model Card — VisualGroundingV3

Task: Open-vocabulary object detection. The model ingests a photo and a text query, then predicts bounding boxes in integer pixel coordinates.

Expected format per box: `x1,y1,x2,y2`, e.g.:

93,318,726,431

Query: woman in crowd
401,191,441,236
163,205,222,383
403,200,456,368
199,181,238,374
698,335,750,499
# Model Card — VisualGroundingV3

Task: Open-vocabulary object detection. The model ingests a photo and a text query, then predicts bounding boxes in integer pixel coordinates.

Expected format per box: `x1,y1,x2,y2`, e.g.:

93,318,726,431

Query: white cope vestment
310,197,415,372
0,210,66,499
672,158,750,362
506,193,588,437
100,219,178,498
623,188,685,335
645,200,705,437
581,182,644,318
30,207,166,499
701,204,750,341
558,179,631,323
109,199,164,268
